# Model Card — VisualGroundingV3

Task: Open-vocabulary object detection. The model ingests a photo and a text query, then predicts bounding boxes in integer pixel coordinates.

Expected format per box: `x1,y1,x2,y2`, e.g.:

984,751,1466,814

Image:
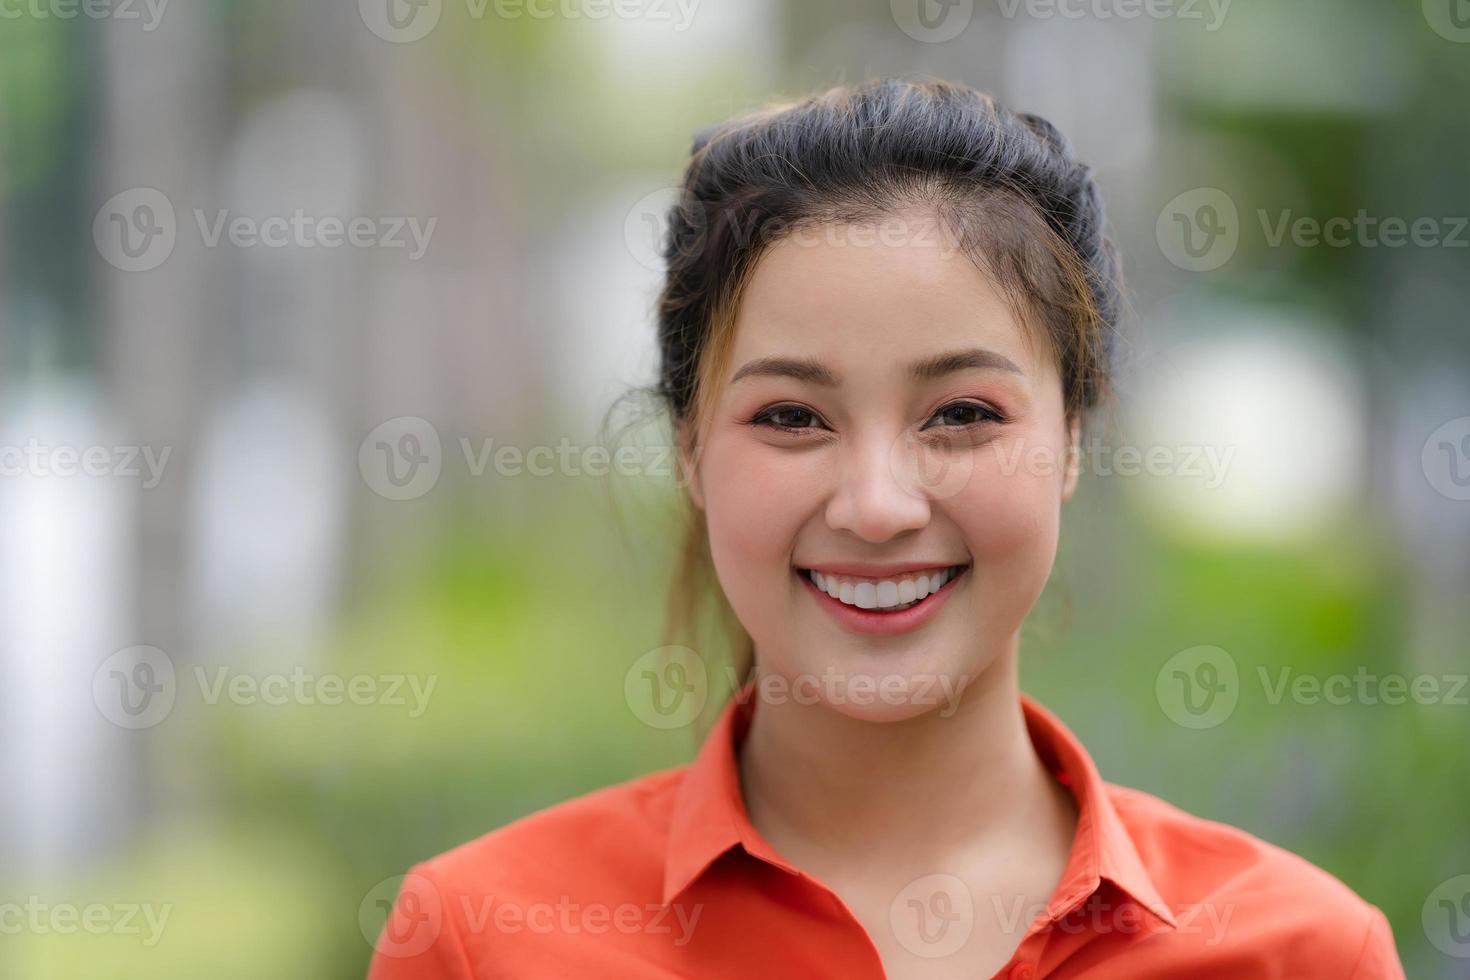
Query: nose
824,430,933,543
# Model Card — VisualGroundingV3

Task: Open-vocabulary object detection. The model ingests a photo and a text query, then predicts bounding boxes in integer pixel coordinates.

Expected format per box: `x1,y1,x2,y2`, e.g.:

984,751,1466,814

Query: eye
749,403,828,434
924,400,1006,430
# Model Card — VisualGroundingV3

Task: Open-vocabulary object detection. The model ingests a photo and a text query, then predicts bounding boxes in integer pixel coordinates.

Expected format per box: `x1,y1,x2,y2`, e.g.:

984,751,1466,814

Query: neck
737,644,1073,876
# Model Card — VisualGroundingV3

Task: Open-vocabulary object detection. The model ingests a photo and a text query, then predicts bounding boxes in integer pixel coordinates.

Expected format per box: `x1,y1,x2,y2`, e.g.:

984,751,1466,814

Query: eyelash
746,400,1008,436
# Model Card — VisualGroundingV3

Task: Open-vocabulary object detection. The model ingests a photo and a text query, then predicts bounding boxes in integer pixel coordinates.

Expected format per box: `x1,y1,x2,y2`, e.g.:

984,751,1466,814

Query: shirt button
1009,965,1034,980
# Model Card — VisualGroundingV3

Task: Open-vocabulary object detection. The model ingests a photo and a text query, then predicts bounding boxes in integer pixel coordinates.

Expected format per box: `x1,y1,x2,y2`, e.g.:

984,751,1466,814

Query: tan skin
682,210,1084,979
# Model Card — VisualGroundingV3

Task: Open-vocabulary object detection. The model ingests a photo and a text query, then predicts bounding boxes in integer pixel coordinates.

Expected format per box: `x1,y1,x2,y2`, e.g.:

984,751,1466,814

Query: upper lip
794,560,969,578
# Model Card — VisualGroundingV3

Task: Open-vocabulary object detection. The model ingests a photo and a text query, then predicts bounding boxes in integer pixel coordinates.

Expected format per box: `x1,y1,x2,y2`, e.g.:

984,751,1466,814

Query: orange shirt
367,689,1405,978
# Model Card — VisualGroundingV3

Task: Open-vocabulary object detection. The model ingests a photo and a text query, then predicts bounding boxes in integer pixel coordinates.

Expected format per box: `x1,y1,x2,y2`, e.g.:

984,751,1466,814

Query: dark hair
651,75,1123,695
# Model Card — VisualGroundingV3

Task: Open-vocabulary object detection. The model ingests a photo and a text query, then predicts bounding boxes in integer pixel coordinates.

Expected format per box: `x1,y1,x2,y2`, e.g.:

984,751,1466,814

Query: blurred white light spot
186,375,347,661
1005,18,1155,172
223,88,366,220
1125,304,1363,544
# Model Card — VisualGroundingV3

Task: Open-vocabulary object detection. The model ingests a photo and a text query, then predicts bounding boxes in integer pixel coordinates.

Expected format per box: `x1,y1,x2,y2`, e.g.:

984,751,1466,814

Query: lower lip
796,566,968,637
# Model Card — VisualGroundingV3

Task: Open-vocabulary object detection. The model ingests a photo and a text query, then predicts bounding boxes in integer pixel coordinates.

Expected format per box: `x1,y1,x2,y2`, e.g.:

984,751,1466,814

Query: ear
1060,415,1082,503
677,426,705,511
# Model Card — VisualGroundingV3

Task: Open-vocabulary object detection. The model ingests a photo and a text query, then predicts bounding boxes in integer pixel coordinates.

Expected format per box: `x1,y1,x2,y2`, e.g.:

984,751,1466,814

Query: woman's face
685,212,1080,721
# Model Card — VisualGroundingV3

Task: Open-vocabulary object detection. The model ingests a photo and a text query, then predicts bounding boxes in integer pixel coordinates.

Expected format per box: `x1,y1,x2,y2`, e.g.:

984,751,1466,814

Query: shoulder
1104,781,1404,978
367,765,694,978
416,763,688,900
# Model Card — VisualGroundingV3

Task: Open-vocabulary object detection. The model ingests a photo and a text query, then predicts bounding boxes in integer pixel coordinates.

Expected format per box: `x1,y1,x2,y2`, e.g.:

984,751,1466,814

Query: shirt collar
662,682,1178,932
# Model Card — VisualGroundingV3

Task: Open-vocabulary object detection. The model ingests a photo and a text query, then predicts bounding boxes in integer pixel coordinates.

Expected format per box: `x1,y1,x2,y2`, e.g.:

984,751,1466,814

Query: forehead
729,214,1048,380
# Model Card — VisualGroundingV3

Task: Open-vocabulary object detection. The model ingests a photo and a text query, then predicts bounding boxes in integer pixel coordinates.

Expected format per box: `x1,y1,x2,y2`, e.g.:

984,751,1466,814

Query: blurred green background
2,0,1468,977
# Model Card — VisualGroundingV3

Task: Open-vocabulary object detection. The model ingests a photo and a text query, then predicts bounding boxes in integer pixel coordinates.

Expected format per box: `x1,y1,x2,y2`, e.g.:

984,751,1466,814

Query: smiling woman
367,77,1406,980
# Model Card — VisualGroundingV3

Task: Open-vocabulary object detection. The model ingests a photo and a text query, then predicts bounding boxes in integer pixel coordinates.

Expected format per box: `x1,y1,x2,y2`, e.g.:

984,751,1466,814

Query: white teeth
805,565,964,611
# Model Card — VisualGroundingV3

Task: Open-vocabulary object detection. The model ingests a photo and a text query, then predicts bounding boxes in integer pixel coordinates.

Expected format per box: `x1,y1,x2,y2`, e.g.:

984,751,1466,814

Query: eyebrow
728,347,1023,386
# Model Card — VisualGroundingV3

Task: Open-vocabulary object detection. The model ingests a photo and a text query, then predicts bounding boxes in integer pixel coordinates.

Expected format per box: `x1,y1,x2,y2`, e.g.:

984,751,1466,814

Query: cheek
698,433,816,608
950,435,1064,582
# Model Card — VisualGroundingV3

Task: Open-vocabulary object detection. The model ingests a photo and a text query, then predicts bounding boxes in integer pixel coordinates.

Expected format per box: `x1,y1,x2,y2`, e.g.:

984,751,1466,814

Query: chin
759,647,985,723
820,693,947,724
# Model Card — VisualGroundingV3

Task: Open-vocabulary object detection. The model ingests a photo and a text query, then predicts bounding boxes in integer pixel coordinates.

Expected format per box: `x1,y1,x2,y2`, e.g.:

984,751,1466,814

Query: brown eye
926,401,1004,430
751,404,826,432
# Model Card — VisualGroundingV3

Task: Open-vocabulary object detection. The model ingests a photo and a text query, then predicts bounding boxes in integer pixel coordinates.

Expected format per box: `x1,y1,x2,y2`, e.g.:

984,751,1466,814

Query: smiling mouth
794,564,970,613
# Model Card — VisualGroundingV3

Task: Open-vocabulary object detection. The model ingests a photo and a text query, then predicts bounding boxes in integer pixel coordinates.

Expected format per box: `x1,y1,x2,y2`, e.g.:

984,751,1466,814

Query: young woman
368,77,1405,979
